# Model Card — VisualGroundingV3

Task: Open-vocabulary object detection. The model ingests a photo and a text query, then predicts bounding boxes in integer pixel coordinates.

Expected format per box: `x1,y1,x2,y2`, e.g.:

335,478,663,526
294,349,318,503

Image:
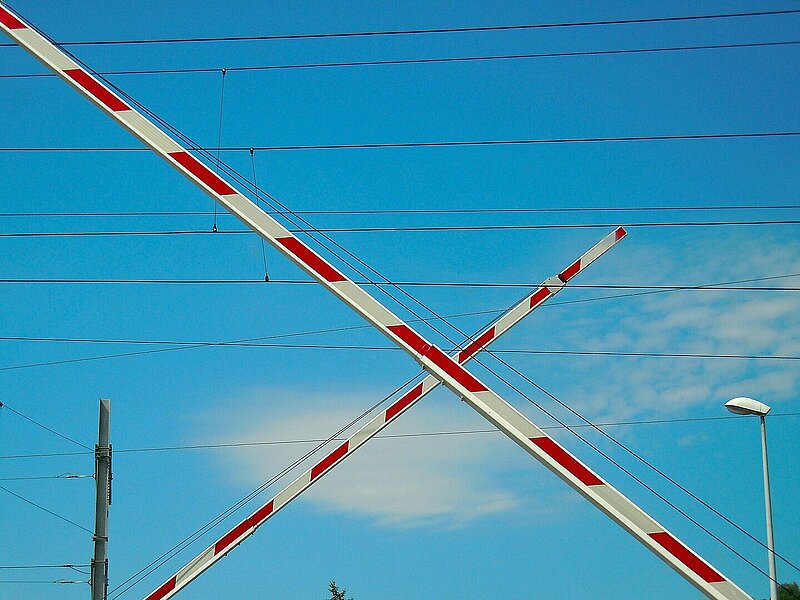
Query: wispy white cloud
193,388,545,529
528,232,800,422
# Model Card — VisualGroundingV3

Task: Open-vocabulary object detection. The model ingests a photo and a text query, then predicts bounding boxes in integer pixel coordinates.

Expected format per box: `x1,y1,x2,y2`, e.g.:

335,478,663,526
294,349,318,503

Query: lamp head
725,397,771,417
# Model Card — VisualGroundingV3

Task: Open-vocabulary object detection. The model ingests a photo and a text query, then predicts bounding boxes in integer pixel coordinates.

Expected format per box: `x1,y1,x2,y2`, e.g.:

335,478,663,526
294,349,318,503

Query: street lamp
725,397,778,600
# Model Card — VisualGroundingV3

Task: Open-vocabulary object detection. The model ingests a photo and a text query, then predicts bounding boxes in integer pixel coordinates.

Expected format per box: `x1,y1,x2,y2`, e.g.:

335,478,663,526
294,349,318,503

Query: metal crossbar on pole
0,6,753,600
91,399,111,600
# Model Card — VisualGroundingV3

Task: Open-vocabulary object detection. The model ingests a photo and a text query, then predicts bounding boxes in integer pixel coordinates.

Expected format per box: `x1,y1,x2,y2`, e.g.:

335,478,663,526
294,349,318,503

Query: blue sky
1,1,799,599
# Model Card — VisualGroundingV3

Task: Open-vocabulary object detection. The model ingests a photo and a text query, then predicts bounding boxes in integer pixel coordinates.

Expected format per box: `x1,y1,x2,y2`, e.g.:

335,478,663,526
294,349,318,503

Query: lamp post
725,397,778,600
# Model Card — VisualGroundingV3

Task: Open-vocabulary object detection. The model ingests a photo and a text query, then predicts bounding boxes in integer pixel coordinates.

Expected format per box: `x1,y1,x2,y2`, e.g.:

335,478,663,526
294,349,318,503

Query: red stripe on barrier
275,237,347,283
0,7,26,29
167,151,237,196
425,346,487,392
213,499,275,555
387,324,430,354
530,437,603,486
615,226,627,241
529,286,552,308
649,532,725,583
387,324,486,392
250,500,275,528
214,518,252,555
559,259,582,283
64,69,130,112
311,441,349,480
145,576,177,600
458,327,495,363
385,383,424,421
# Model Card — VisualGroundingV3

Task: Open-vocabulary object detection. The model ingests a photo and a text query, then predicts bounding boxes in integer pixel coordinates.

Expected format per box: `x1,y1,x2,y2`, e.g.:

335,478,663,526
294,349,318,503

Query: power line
2,336,798,362
0,402,91,450
58,413,800,454
2,412,798,460
3,39,799,80
0,579,87,584
0,484,93,534
1,220,800,237
0,474,92,481
0,564,90,570
0,204,797,218
0,279,797,291
3,131,800,152
0,271,795,372
1,9,796,48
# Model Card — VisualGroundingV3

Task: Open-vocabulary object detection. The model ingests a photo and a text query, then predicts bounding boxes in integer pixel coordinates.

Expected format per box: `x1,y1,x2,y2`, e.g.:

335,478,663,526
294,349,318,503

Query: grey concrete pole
760,415,778,600
91,399,111,600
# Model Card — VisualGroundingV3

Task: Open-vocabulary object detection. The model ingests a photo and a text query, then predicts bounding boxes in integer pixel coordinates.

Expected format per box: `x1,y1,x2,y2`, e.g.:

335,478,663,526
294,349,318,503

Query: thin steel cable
2,40,799,79
4,131,800,152
0,474,91,481
0,484,92,534
212,68,227,232
0,402,91,450
1,270,796,373
2,221,799,237
0,564,90,570
2,338,797,361
0,205,798,217
249,148,269,280
1,277,797,290
1,9,798,47
0,579,87,584
1,413,798,460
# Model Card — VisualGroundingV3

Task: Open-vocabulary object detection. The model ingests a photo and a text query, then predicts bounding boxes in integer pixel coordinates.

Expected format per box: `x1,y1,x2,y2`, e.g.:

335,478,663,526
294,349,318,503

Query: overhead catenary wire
0,484,93,534
0,579,87,584
0,279,797,291
0,402,91,450
0,270,796,373
1,412,798,460
0,564,90,570
2,336,799,362
249,148,269,280
0,474,92,481
2,39,799,80
1,8,797,48
0,204,798,218
4,130,800,152
2,220,800,237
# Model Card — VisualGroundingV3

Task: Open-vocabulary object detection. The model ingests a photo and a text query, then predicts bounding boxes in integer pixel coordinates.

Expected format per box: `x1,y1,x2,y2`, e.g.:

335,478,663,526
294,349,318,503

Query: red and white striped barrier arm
142,228,625,600
0,7,752,600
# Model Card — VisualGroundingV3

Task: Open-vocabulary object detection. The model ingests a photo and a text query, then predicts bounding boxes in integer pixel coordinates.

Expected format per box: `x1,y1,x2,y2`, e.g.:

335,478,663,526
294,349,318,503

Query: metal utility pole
91,399,111,600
